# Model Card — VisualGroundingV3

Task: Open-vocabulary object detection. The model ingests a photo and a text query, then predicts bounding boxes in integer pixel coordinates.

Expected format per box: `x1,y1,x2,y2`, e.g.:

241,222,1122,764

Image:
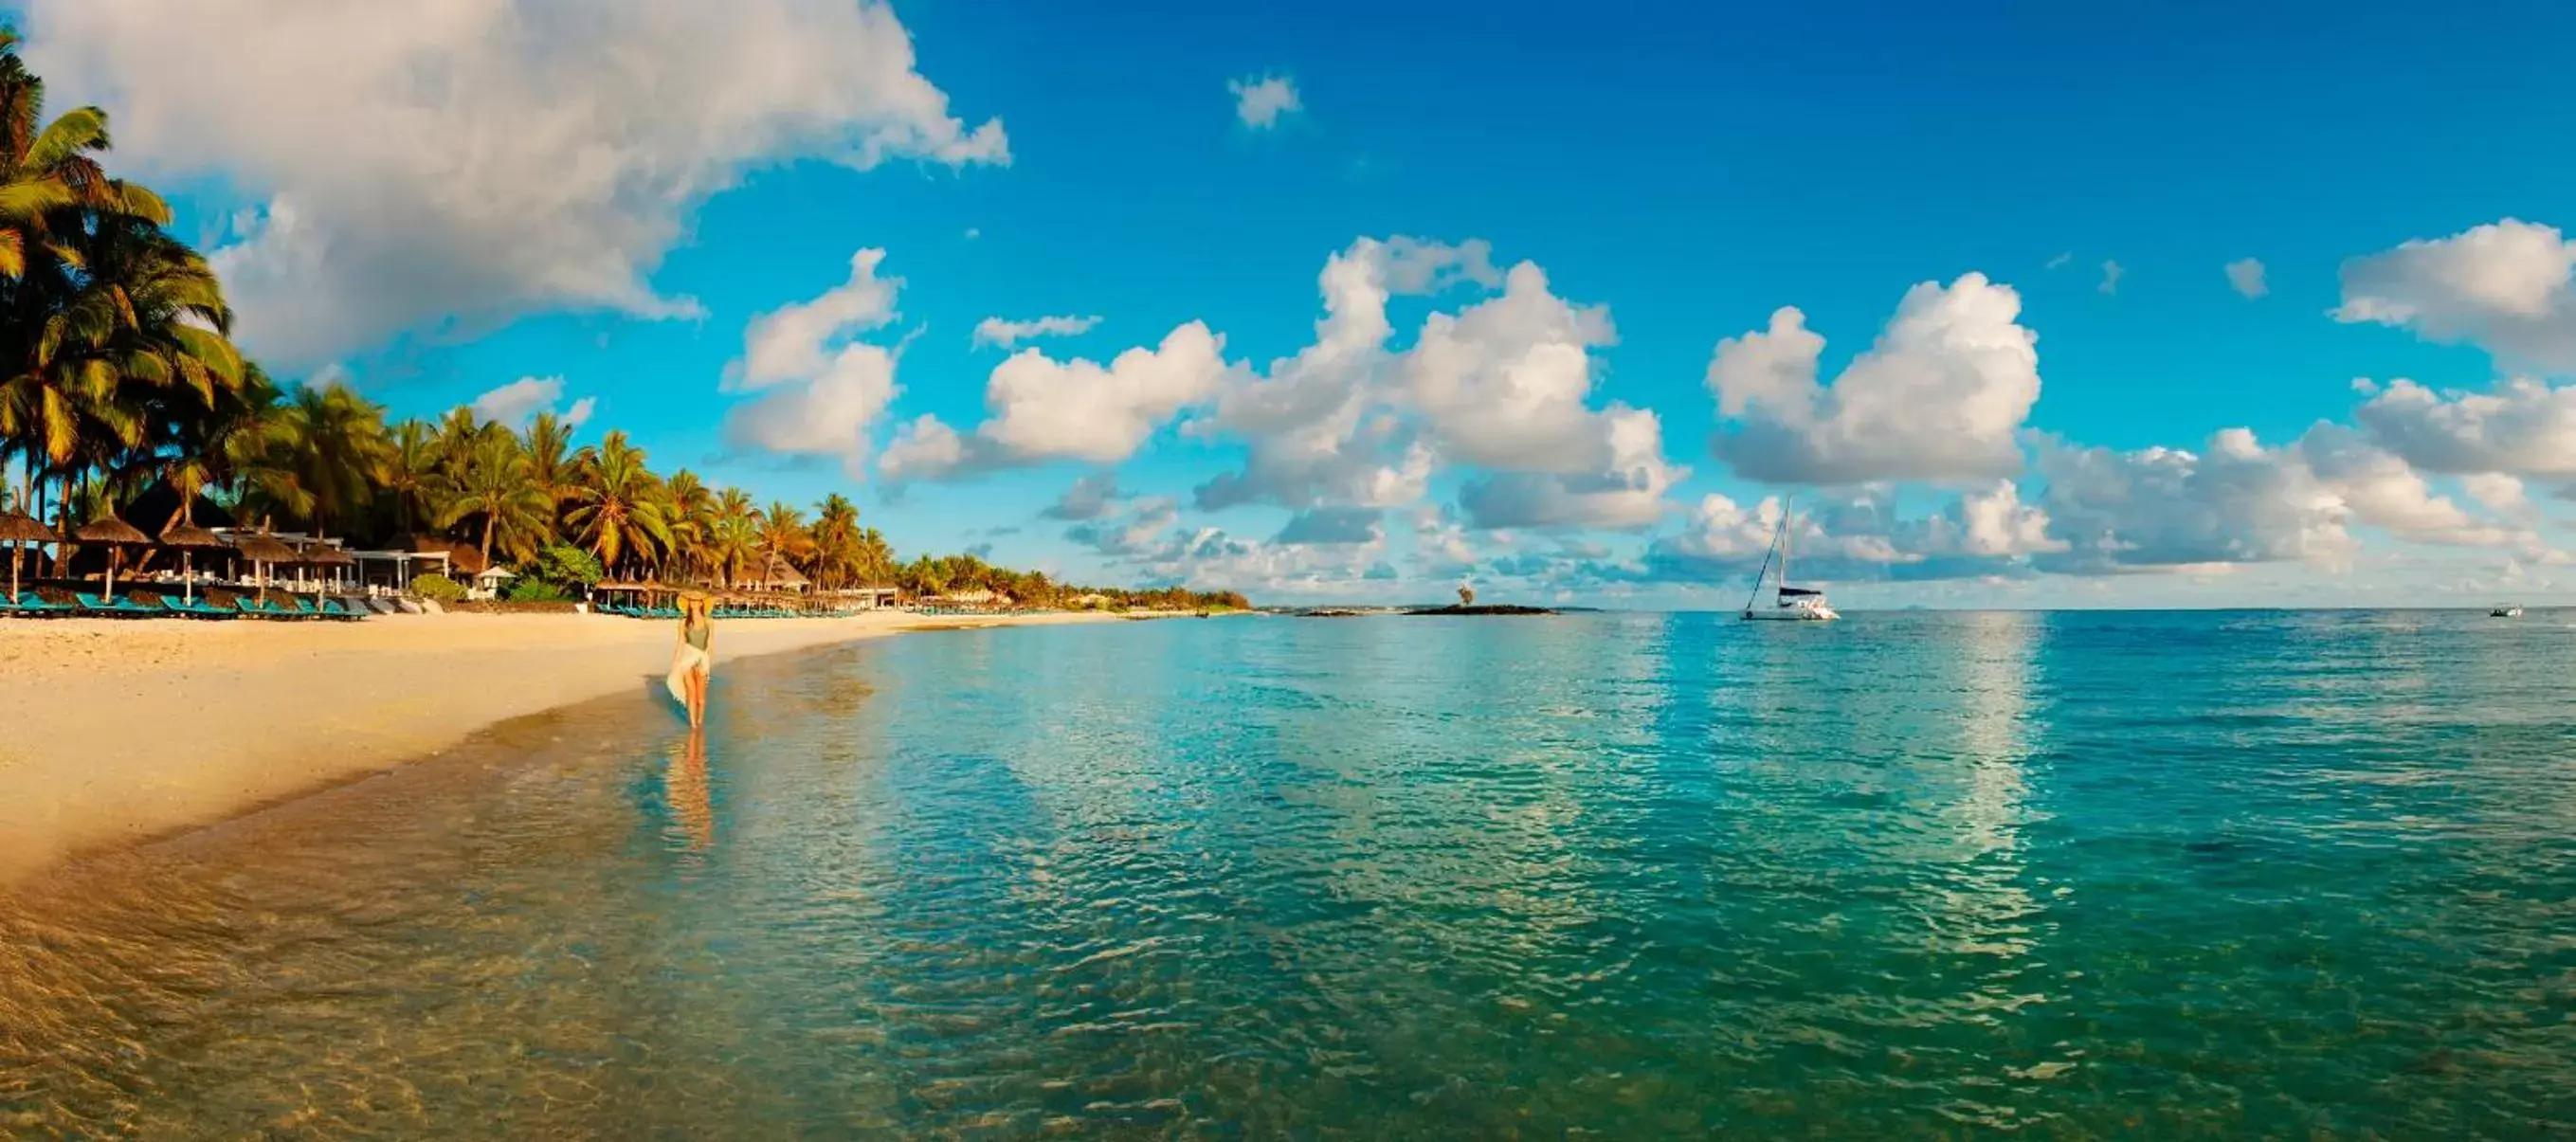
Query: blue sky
24,0,2576,606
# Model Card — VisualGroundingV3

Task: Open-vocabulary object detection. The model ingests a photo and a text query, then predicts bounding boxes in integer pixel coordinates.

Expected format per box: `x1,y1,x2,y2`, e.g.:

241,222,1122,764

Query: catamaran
2491,604,2524,618
1741,499,1839,622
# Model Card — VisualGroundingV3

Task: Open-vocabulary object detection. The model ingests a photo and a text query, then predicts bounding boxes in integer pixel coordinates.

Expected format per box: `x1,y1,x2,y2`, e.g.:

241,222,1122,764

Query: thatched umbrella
74,517,150,601
230,532,298,604
158,522,227,605
0,510,50,601
299,543,354,593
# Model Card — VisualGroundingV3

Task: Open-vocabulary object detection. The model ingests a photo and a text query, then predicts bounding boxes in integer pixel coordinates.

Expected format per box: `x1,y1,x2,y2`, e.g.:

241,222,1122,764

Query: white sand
0,608,1140,881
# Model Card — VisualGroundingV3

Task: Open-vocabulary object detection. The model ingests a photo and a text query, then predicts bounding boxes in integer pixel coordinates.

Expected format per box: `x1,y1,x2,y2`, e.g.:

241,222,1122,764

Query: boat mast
1779,498,1791,597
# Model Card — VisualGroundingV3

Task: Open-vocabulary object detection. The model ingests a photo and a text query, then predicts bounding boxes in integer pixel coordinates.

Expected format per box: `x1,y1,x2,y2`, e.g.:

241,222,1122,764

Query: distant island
1278,604,1558,618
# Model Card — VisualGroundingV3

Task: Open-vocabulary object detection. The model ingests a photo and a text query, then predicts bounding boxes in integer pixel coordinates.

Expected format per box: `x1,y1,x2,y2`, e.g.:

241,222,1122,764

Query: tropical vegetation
0,35,1246,612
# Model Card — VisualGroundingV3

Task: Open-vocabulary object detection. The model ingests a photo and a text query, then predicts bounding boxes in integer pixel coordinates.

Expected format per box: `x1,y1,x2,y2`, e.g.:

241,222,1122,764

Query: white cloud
1228,75,1301,130
1707,273,2041,485
2226,258,2267,299
2044,251,2073,270
2335,219,2576,371
1192,236,1682,530
720,248,909,476
1065,498,1179,556
470,374,593,428
27,0,1007,368
972,314,1100,350
1274,506,1385,546
2353,375,2576,477
2462,472,2531,515
722,345,901,479
2098,261,2124,296
2294,424,2516,548
735,250,900,389
2035,430,2355,571
1192,237,1469,511
880,323,1235,480
1041,472,1123,521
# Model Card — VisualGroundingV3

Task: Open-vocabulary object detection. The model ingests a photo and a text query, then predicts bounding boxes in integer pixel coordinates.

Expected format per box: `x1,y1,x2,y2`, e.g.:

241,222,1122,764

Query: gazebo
157,521,228,605
0,510,50,600
73,517,150,601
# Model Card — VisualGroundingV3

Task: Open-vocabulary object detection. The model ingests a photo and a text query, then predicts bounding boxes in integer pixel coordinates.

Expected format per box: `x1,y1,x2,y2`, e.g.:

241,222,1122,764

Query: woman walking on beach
667,594,716,729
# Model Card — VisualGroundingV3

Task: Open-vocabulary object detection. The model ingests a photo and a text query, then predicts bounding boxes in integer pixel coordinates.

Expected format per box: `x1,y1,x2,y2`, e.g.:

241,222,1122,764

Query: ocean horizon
5,610,2571,1136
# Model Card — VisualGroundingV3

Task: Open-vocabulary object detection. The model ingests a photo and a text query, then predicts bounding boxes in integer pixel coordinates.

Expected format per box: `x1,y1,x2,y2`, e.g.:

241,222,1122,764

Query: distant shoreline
0,609,1167,884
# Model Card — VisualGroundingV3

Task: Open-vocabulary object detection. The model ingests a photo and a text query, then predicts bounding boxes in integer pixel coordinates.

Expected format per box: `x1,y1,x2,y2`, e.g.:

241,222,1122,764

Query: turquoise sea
6,610,2575,1137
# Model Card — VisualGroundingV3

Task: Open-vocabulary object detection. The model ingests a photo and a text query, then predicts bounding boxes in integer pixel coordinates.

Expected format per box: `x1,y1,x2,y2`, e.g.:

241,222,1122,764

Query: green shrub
505,576,570,603
529,544,603,589
412,572,465,603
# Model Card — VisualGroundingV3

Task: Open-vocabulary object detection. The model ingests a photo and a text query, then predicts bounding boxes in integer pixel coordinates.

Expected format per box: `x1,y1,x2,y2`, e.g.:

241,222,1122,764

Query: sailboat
1741,499,1839,622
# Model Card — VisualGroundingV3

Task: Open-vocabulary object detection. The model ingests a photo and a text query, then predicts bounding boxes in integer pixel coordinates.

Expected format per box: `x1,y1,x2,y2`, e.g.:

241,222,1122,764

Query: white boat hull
1743,605,1839,622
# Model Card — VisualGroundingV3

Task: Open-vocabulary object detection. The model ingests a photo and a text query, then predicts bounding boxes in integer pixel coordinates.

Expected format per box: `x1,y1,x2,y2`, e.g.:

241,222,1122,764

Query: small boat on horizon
1742,498,1839,623
2491,604,2524,618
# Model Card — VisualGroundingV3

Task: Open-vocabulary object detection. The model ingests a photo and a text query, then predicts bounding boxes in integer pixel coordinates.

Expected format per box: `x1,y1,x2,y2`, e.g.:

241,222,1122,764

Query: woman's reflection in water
666,729,714,852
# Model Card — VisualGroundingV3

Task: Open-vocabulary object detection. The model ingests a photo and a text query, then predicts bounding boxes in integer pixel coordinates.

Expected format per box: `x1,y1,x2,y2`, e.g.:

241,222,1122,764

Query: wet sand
0,608,1139,881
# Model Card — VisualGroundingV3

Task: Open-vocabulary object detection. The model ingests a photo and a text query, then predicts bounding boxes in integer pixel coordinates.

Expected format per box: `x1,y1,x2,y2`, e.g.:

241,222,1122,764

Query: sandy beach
0,608,1139,882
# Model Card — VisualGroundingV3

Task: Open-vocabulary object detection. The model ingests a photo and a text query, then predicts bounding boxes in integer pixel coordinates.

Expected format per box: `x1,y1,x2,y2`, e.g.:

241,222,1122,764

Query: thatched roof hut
229,533,299,564
74,518,149,545
754,553,809,591
297,543,354,567
158,522,226,549
0,510,51,543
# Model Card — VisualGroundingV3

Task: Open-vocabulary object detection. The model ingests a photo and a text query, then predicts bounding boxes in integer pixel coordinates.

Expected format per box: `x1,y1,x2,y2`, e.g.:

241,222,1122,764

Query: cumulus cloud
27,0,1007,368
722,345,900,478
1274,507,1384,546
2335,219,2576,371
2352,376,2576,476
1065,498,1179,557
562,396,597,428
720,248,908,477
1707,273,2041,485
735,250,901,388
2098,261,2124,296
2226,258,2267,299
470,375,577,427
880,323,1235,480
1041,472,1123,521
1194,236,1683,530
972,314,1100,350
2033,430,2356,571
1191,238,1460,512
2294,425,2516,547
1228,75,1301,130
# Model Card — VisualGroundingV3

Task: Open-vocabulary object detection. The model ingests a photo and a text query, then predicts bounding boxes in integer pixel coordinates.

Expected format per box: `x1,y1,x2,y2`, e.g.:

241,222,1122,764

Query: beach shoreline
0,609,1155,883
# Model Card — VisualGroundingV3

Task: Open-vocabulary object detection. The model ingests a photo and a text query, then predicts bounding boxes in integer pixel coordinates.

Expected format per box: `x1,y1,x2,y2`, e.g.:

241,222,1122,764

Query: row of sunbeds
595,603,825,620
0,591,390,620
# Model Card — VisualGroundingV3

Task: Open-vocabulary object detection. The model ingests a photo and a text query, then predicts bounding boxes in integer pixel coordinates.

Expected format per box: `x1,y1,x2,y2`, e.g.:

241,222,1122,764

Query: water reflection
4,614,2574,1137
664,728,713,853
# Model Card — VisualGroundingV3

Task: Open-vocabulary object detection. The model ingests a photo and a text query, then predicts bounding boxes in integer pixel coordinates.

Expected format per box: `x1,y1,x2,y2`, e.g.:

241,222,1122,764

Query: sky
20,0,2576,607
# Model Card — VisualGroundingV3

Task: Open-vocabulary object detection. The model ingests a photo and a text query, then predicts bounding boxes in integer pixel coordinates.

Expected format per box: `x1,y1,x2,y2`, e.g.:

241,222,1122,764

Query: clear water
5,611,2575,1138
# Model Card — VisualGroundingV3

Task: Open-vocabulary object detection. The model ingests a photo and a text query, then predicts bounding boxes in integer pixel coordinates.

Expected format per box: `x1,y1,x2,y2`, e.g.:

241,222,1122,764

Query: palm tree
753,500,811,589
808,493,861,589
278,385,391,539
523,409,578,517
662,468,717,581
563,429,669,576
441,429,553,566
380,418,446,534
708,487,758,588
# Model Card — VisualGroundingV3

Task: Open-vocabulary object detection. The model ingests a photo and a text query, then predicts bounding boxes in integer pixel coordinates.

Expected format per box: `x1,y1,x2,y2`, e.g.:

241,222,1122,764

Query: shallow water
5,611,2575,1137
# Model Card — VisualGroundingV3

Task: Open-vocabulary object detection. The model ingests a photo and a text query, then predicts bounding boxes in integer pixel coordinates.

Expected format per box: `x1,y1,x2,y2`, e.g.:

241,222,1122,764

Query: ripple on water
4,614,2576,1136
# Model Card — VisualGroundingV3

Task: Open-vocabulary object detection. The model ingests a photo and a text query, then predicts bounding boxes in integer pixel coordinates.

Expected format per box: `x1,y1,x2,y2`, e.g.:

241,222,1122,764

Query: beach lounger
367,598,401,615
75,592,156,617
157,596,233,619
321,597,367,620
234,597,298,619
2,591,68,614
